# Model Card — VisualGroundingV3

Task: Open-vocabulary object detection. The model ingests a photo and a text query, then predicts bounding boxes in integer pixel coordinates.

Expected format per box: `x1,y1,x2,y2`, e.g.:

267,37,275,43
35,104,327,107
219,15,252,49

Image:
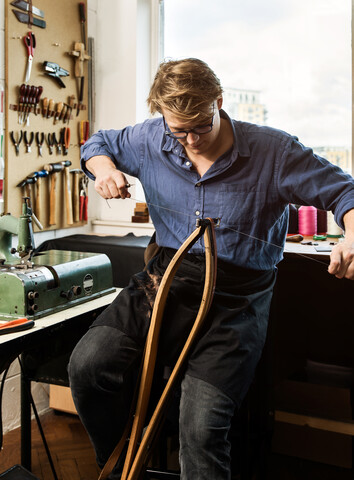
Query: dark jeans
68,250,276,479
68,326,235,480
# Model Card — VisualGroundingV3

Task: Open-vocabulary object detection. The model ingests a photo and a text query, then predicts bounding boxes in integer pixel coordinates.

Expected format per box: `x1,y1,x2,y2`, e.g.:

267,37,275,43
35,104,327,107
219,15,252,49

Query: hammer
33,170,49,224
16,176,43,230
44,160,72,226
70,169,82,222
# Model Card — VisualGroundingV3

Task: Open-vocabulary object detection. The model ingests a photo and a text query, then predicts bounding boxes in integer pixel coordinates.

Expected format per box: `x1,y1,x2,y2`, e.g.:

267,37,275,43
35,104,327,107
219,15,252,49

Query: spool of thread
316,209,327,235
326,211,343,238
298,206,317,235
287,204,298,234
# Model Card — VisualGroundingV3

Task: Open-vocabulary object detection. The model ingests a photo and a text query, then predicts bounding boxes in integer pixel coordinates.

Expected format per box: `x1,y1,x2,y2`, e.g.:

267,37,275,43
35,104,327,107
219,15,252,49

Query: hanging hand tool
43,61,69,88
10,0,44,18
46,133,54,155
18,84,30,124
33,169,49,224
79,176,88,221
58,130,65,154
54,102,64,124
24,131,34,153
44,160,72,226
34,86,43,116
62,127,70,155
12,9,46,28
16,177,43,230
79,120,89,145
64,95,75,124
68,43,90,116
52,132,60,154
79,3,86,48
42,97,48,117
10,131,23,156
70,169,82,222
23,85,35,124
18,84,26,123
59,103,67,123
35,132,44,156
62,161,73,225
24,32,36,82
47,98,55,119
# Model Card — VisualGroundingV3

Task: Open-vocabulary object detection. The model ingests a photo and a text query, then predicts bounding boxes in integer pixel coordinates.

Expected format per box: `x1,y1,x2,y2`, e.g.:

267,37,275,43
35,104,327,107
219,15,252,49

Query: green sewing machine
0,198,116,321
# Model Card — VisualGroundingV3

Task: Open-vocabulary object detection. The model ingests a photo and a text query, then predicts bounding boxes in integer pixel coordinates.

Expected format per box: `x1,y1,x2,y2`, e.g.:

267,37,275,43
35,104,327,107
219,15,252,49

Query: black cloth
35,233,151,287
91,247,276,405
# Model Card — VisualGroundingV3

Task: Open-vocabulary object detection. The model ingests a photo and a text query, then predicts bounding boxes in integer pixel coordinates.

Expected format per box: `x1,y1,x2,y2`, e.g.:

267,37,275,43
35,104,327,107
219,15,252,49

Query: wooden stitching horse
99,218,218,480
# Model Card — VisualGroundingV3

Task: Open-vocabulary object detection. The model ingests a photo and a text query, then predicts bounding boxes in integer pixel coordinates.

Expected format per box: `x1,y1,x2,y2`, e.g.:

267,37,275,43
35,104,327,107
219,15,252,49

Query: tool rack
4,0,90,230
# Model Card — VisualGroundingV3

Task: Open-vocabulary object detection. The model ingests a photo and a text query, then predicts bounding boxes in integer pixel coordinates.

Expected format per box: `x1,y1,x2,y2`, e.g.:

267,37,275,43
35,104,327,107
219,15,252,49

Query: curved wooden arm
99,218,217,480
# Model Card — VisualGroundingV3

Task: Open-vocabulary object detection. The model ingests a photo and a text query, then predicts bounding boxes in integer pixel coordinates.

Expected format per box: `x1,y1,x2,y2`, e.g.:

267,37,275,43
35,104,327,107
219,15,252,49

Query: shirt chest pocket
218,184,267,227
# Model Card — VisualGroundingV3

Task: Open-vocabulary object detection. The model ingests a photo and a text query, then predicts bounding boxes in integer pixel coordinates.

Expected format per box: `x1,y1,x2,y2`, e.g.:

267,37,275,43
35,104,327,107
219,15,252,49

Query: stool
0,465,40,480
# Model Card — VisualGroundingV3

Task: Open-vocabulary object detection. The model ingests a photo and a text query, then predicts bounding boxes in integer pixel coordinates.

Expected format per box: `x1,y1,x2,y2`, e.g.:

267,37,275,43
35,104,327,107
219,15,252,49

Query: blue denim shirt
81,110,354,270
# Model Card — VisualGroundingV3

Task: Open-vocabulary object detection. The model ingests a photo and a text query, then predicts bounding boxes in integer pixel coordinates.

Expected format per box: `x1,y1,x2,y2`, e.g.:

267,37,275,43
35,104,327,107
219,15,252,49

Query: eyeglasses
163,107,215,139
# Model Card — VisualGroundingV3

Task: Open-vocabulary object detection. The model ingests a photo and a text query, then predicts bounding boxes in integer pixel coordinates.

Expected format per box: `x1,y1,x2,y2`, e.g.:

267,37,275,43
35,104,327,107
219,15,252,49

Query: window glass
163,0,352,173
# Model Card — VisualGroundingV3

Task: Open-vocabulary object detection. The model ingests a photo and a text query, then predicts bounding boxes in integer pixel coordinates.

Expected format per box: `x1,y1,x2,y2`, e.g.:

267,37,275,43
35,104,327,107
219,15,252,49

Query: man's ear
217,97,223,110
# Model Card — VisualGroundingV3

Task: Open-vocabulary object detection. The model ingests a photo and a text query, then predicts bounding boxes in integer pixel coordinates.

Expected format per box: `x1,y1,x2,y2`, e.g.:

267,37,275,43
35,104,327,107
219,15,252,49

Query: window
163,0,352,174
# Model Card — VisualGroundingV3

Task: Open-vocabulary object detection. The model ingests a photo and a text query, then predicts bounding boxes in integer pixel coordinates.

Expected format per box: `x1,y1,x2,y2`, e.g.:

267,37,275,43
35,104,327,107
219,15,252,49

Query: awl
11,0,44,18
12,9,46,28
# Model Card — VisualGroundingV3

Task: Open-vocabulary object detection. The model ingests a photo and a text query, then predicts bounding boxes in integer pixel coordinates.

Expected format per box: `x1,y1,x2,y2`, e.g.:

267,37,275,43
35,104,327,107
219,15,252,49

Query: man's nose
186,131,200,143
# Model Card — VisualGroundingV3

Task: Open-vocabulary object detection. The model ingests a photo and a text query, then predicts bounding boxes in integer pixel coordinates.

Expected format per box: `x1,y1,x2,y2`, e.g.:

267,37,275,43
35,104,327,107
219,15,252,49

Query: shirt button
195,210,200,216
185,161,191,166
196,182,201,187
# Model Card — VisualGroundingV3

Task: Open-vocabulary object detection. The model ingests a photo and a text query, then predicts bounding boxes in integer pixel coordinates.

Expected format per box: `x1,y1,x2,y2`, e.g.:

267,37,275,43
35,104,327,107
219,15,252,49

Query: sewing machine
0,198,116,321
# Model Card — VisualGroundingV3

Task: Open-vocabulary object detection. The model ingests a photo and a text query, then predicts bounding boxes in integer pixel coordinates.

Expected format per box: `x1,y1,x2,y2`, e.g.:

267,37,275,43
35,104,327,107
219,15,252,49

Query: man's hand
328,209,354,280
328,238,354,280
86,155,131,200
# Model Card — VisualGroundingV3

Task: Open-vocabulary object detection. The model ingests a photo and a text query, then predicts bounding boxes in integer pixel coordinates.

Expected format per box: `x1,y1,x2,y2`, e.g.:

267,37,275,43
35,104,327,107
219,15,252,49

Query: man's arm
328,208,354,280
86,155,131,200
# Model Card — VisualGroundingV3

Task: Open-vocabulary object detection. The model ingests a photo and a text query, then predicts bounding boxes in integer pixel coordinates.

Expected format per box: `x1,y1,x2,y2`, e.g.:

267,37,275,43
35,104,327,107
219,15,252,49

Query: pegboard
5,0,89,231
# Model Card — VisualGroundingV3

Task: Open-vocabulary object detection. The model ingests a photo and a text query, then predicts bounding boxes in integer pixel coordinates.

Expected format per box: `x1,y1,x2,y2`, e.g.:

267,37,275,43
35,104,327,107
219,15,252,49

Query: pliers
46,132,54,155
79,176,88,221
36,132,44,156
10,130,23,156
24,131,34,153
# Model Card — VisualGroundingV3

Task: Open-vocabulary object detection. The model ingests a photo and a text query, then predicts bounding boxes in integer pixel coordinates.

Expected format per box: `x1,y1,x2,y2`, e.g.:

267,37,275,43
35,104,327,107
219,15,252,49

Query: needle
105,184,135,208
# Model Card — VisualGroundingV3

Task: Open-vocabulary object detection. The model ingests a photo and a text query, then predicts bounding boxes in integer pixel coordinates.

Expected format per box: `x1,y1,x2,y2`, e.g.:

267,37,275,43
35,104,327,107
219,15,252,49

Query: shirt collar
161,109,251,158
220,109,250,158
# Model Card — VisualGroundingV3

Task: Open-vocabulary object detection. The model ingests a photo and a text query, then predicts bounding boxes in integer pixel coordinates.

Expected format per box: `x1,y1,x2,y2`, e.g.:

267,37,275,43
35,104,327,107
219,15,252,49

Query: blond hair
147,58,223,122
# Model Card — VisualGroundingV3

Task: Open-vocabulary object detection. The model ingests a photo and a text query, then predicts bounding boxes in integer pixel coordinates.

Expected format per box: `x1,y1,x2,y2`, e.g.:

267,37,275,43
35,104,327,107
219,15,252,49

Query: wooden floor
0,411,100,480
0,410,352,480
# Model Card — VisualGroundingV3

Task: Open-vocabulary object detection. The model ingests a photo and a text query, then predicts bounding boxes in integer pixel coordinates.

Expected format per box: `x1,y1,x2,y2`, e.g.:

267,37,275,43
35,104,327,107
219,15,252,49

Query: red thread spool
298,206,317,235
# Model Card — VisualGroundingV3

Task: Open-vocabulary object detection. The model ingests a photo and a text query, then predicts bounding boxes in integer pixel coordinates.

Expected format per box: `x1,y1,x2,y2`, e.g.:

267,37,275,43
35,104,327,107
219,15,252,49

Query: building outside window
162,0,352,174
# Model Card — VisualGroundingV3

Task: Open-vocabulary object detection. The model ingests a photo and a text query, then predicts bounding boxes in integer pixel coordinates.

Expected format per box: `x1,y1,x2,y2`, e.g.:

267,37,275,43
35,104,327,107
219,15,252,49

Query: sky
163,0,351,148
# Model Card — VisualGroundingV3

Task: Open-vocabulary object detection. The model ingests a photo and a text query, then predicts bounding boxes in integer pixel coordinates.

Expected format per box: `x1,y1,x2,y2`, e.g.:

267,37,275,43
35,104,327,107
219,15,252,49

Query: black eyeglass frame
163,106,216,140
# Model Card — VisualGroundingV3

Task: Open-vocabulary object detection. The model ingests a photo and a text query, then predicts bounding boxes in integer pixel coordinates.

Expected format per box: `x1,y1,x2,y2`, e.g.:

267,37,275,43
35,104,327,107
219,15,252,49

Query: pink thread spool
298,206,317,235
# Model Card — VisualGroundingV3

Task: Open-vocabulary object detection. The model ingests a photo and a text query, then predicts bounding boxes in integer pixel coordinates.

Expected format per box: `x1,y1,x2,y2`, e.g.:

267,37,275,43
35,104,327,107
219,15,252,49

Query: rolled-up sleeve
80,123,146,180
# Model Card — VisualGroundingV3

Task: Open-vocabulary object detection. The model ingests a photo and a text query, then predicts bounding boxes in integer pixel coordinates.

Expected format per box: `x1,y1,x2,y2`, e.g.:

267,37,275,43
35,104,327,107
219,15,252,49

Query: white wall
0,0,159,434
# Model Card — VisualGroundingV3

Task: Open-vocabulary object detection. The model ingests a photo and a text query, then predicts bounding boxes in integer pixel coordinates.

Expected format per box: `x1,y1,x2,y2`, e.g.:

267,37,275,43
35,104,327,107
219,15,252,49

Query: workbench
269,239,354,469
0,290,120,472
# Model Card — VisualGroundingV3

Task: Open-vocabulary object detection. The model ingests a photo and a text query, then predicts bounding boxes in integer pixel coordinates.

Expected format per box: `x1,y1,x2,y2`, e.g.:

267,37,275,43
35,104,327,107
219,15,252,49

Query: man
69,58,354,479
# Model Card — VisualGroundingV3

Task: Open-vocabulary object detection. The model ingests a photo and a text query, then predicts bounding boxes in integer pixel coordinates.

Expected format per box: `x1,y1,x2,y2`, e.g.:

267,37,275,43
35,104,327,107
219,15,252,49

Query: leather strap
99,218,217,480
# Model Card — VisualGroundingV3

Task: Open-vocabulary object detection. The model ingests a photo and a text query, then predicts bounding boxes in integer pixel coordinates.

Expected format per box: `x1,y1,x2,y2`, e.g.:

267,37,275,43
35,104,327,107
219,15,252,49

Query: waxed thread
108,196,330,268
